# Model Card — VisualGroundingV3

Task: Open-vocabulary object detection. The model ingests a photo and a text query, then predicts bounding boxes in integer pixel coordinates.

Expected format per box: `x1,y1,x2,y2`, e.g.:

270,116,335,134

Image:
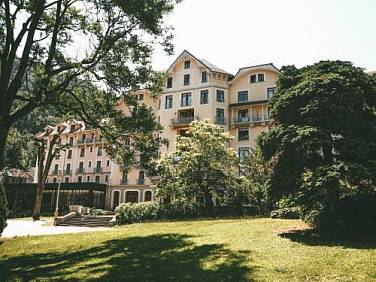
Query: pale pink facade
35,50,280,209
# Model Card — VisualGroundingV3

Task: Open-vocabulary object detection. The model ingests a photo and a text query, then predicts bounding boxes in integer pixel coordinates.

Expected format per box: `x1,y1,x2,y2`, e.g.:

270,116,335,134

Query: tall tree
156,121,241,208
0,0,176,171
259,61,376,231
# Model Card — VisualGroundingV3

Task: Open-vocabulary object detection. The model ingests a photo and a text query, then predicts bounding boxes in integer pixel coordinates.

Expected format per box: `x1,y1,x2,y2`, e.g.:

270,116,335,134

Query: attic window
184,60,190,69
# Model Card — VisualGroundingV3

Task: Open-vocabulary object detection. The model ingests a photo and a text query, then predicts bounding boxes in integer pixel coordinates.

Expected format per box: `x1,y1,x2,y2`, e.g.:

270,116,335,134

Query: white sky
152,0,376,74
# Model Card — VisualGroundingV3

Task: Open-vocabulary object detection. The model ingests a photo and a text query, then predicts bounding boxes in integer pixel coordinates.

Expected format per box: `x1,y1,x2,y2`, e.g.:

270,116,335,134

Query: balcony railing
76,168,85,174
232,115,271,125
77,139,86,145
94,137,103,143
170,116,197,128
215,116,226,125
51,170,61,176
93,167,103,174
85,138,93,144
64,170,72,175
137,179,145,185
120,178,128,185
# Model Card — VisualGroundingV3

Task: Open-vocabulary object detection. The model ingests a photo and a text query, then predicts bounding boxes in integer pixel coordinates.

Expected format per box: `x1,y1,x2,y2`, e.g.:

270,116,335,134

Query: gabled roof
231,63,281,83
167,50,233,76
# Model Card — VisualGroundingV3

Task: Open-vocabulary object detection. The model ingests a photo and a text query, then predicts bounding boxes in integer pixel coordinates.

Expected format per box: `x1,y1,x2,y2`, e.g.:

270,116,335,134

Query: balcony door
179,109,194,123
238,109,249,122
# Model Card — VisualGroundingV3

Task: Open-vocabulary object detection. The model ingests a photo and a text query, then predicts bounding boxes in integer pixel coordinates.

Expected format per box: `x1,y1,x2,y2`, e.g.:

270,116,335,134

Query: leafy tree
259,61,376,232
156,121,242,208
0,184,7,237
0,0,176,172
241,148,272,214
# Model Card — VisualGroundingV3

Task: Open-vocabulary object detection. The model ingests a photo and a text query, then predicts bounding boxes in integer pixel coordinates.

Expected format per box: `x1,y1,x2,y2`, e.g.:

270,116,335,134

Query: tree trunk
0,122,11,171
32,182,44,221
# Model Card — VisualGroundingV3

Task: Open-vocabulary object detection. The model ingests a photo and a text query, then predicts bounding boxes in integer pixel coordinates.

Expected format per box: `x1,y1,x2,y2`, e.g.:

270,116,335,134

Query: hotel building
35,50,280,209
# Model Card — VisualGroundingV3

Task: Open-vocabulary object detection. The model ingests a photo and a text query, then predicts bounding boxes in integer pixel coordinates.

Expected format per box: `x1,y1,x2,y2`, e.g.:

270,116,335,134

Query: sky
152,0,376,74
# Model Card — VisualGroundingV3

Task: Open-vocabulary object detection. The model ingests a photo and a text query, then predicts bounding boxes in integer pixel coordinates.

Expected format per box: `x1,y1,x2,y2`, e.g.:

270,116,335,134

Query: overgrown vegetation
0,184,7,237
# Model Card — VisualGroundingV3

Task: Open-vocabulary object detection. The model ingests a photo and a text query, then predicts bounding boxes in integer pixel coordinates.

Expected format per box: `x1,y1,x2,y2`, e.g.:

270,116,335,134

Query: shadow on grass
279,229,376,249
0,234,253,281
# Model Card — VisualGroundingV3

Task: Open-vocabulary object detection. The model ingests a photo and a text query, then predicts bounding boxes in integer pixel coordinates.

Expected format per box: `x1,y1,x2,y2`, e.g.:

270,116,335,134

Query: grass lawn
0,218,375,281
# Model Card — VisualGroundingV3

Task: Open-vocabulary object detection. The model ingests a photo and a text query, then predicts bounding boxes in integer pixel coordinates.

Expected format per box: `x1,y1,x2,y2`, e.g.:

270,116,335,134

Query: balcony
51,170,61,176
85,138,93,144
137,179,145,185
93,167,103,174
170,116,198,128
215,116,226,125
77,139,86,145
76,168,85,174
64,170,72,175
94,137,103,143
120,178,128,185
231,115,271,126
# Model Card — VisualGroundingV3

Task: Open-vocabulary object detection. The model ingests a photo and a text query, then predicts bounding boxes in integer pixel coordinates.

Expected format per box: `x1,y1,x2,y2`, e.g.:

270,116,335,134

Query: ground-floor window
144,191,152,201
125,191,139,203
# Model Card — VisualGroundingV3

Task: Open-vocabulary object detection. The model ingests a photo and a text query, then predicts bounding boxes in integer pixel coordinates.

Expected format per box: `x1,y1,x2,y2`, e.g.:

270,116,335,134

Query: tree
242,148,272,214
0,0,176,171
32,124,74,220
155,120,241,208
259,61,376,232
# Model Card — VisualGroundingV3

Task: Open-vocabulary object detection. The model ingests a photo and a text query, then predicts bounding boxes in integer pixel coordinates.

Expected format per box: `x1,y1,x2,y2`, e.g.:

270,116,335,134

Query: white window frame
143,189,154,202
111,189,122,208
124,189,141,203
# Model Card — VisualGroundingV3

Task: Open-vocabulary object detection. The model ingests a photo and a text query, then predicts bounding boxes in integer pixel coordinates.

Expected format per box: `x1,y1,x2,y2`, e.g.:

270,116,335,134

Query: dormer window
167,77,173,88
250,73,266,83
184,60,191,69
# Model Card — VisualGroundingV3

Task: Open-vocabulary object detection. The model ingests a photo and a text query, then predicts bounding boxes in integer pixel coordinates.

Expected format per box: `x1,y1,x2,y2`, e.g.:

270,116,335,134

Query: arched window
144,191,152,202
126,191,139,203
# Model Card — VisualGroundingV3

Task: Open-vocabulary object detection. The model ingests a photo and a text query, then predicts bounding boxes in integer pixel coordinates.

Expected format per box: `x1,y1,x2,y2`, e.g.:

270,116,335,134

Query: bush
0,184,8,237
115,201,159,224
270,197,300,219
88,208,108,216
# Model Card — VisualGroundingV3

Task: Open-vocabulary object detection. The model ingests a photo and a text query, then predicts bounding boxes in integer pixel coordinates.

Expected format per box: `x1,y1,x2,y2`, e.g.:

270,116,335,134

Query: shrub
115,201,159,224
89,208,108,216
0,184,8,237
270,197,300,219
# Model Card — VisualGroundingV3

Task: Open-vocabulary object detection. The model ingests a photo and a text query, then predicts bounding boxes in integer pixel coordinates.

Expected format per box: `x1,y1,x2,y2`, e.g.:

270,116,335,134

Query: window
78,162,84,173
106,160,110,167
238,147,250,161
65,177,69,183
95,161,101,173
95,175,100,183
126,191,139,203
88,161,92,168
238,109,249,122
238,91,248,102
124,137,131,147
183,74,190,86
53,177,57,183
181,92,192,107
216,90,225,102
78,176,82,183
87,175,91,182
54,164,59,173
80,148,85,157
267,87,275,99
105,175,109,182
167,77,173,88
69,137,74,145
67,150,72,159
238,128,249,141
97,146,102,156
250,74,257,83
216,108,225,124
184,60,190,69
258,73,265,82
201,71,208,83
90,146,93,152
165,95,173,109
121,171,128,184
145,191,152,201
138,171,145,185
138,94,144,101
66,163,71,172
71,125,75,132
200,90,209,104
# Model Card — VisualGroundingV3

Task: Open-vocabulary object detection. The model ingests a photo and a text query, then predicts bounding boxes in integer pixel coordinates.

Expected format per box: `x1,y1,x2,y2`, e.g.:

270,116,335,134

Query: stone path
2,219,110,238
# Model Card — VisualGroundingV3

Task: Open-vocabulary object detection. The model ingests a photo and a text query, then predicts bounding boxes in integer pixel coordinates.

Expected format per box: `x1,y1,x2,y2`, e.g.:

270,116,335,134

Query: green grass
0,218,375,281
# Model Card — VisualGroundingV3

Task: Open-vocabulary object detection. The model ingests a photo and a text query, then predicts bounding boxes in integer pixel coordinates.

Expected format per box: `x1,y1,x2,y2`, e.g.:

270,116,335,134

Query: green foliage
241,148,272,214
0,184,8,236
88,208,108,216
259,61,376,232
270,197,300,219
155,120,241,208
115,201,159,224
